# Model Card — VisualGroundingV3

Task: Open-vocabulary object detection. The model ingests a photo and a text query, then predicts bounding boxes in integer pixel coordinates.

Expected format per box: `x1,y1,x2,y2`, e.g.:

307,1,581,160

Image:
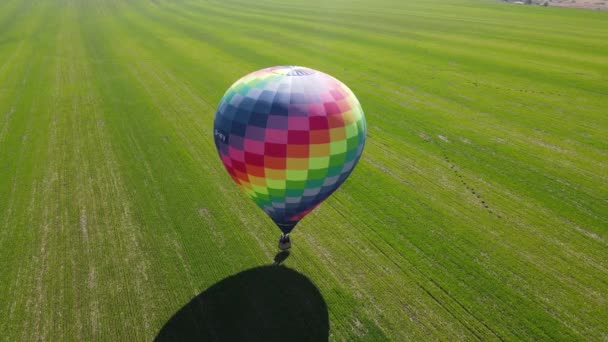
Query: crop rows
0,0,606,340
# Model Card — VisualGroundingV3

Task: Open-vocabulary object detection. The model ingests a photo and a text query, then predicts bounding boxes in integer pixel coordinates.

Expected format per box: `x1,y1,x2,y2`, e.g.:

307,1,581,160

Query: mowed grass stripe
0,0,59,279
0,1,66,338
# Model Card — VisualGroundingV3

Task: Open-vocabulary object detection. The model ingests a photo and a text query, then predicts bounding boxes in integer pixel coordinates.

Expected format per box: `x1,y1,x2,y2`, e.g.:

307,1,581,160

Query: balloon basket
278,234,292,251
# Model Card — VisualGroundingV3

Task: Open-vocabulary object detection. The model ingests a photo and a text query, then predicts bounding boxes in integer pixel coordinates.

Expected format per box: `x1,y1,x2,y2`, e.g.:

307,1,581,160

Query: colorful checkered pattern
214,66,366,233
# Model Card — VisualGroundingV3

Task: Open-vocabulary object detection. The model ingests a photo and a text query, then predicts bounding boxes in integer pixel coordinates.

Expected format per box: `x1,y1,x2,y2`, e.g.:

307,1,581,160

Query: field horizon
0,0,606,340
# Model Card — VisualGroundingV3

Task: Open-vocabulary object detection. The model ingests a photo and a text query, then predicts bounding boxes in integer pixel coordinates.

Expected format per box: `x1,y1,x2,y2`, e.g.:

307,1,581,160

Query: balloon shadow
273,251,290,265
155,266,329,342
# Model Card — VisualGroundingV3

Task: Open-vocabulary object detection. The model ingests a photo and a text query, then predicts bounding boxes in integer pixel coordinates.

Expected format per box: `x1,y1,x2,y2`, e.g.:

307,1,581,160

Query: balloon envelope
213,66,366,233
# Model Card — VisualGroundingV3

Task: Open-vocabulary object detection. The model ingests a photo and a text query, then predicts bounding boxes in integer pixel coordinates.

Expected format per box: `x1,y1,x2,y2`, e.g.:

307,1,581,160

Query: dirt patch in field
418,132,431,142
502,0,608,10
547,0,607,9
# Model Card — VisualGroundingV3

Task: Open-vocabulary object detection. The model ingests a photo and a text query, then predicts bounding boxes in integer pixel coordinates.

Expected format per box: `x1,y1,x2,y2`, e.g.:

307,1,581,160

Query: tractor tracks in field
467,80,566,98
428,135,502,220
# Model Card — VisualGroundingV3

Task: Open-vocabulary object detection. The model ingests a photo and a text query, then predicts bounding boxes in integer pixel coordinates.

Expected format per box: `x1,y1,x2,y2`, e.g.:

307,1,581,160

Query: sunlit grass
0,0,606,339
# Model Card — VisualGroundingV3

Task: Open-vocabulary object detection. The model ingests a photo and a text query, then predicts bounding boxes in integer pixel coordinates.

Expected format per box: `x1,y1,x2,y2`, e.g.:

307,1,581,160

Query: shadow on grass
273,251,290,265
155,265,328,342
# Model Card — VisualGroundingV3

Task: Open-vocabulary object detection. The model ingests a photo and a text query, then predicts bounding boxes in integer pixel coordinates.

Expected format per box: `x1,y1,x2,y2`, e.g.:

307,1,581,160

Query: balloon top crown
269,66,316,77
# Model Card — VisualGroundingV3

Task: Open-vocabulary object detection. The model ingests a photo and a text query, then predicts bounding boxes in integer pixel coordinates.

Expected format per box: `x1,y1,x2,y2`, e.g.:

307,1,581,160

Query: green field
0,0,606,340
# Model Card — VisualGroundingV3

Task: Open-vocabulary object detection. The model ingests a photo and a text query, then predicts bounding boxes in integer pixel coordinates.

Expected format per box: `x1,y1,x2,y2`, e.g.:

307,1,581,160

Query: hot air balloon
213,66,366,250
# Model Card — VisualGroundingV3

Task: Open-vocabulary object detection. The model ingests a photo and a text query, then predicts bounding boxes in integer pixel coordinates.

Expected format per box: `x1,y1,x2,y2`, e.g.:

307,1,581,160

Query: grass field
0,0,606,340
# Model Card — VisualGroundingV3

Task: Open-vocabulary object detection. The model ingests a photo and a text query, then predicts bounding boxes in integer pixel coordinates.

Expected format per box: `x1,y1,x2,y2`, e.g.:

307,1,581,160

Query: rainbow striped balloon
213,66,366,234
